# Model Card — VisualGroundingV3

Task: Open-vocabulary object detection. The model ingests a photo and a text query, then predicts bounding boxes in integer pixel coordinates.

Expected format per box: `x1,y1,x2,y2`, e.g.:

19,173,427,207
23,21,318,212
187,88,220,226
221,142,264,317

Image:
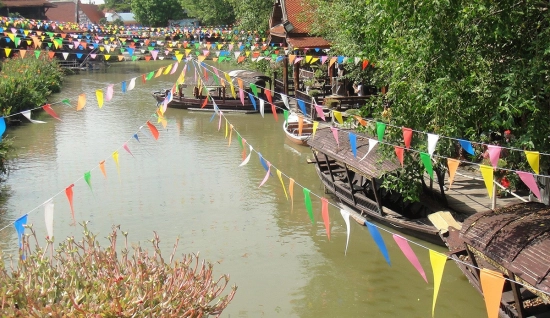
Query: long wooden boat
283,112,315,145
444,202,550,318
307,127,457,246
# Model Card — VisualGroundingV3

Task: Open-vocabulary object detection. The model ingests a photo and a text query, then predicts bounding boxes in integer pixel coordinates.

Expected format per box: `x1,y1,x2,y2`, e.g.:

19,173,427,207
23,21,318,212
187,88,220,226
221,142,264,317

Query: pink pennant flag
516,171,542,200
238,87,245,105
321,56,328,64
330,127,339,147
487,145,502,169
259,162,271,187
314,103,326,121
105,84,114,101
402,127,413,149
151,50,158,60
321,197,331,240
123,143,134,157
170,62,179,74
218,111,223,131
393,234,428,283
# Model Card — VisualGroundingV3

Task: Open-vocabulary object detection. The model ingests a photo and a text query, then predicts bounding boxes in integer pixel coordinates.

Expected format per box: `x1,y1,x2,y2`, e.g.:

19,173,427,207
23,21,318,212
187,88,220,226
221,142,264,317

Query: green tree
307,0,550,201
179,0,235,26
131,0,187,27
227,0,272,31
101,0,132,12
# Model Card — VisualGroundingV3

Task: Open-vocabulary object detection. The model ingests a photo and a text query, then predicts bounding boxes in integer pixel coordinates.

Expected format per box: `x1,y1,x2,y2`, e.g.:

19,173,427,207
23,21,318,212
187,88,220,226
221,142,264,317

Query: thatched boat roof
460,202,550,299
307,127,400,179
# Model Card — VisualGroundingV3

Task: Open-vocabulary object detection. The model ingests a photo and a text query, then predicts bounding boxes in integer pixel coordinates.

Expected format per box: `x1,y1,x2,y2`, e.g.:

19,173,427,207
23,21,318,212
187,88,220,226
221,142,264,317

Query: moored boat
283,112,315,145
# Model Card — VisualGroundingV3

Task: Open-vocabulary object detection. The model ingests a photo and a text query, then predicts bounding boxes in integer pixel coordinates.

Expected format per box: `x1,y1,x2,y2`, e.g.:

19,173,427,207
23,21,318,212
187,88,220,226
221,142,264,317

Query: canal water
0,61,486,317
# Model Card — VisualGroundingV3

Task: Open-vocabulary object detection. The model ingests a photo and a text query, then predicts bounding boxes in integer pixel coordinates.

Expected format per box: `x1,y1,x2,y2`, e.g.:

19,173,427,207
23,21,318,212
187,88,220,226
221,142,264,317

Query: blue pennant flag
366,221,391,266
14,214,28,248
0,117,6,142
76,53,83,59
210,111,216,122
297,99,307,116
133,133,140,142
248,93,257,110
337,56,345,64
459,139,475,156
349,133,357,157
127,48,134,56
121,81,127,93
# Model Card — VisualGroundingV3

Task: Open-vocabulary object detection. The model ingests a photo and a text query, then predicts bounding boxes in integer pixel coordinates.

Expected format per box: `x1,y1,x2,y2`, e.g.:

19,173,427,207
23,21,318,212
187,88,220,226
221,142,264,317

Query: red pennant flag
265,89,273,104
395,146,404,167
203,67,208,81
362,60,369,70
321,197,331,240
271,103,278,121
402,127,413,149
141,74,146,84
65,184,75,223
145,56,151,61
48,51,55,59
237,56,246,63
201,96,209,108
42,104,61,120
146,121,159,140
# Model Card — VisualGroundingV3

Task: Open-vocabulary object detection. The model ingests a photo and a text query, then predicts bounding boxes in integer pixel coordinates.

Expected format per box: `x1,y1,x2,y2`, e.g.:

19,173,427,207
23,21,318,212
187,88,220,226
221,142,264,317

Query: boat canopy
227,70,271,85
460,202,550,301
307,127,400,179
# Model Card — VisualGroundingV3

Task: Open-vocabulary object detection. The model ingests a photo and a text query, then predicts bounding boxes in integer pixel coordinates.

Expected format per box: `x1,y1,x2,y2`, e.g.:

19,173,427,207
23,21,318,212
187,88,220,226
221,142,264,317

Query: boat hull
152,92,283,113
283,114,314,146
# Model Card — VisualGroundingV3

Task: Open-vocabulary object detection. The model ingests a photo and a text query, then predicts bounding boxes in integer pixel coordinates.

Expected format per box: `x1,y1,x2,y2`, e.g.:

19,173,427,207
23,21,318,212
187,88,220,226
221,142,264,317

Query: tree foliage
308,0,550,201
131,0,187,27
227,0,272,31
100,0,132,12
179,0,235,26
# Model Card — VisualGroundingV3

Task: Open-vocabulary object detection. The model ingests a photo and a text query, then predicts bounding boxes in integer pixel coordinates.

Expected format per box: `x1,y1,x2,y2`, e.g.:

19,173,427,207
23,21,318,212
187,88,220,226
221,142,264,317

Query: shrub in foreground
0,223,237,316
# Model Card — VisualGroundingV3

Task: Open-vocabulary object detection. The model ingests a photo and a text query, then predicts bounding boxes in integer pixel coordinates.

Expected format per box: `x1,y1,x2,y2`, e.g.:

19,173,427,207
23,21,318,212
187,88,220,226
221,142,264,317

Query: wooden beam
324,153,335,183
344,165,357,206
283,57,289,96
508,272,526,318
371,177,384,215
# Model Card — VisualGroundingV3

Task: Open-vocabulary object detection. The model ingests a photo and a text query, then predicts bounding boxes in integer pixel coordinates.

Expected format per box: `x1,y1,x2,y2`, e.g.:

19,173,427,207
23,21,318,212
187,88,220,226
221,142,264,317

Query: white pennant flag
427,133,439,156
354,57,361,65
281,94,290,109
44,199,54,239
360,139,378,161
68,44,73,49
21,110,46,123
234,51,241,59
128,77,136,91
213,100,219,115
62,52,69,60
340,209,351,255
259,99,265,118
239,145,253,167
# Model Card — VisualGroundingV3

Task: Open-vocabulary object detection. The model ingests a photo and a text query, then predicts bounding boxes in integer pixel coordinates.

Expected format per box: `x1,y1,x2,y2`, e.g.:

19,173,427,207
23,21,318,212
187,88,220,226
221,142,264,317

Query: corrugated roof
461,202,550,298
307,127,400,179
287,36,330,49
2,0,56,7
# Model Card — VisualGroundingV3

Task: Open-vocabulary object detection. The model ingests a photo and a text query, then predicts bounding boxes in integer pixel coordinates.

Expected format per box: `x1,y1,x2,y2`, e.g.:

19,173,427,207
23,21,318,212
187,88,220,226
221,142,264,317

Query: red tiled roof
46,1,104,24
287,36,330,49
269,24,285,37
80,3,104,24
284,0,311,34
2,0,56,7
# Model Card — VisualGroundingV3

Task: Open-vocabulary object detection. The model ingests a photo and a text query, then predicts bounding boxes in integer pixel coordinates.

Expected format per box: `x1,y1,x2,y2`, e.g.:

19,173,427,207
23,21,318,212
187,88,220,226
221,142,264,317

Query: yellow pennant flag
524,150,540,175
447,158,460,188
104,54,111,60
311,57,319,64
175,53,184,62
218,44,223,50
99,46,105,52
312,121,319,139
224,73,236,98
429,250,447,318
112,151,120,179
289,178,295,211
228,124,233,146
4,48,11,57
155,67,163,78
7,33,14,42
160,118,168,129
198,55,206,62
163,64,173,75
333,110,344,125
480,269,505,318
77,93,86,111
276,169,288,200
184,49,191,56
305,55,312,63
95,89,104,108
329,57,337,68
479,165,494,198
225,119,228,138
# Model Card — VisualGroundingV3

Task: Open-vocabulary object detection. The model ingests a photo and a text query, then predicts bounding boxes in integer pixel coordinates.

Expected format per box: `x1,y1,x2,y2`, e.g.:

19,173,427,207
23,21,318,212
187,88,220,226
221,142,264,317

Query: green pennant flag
195,51,200,56
47,42,53,48
238,134,243,149
120,48,125,53
34,50,41,59
213,73,220,85
14,37,21,48
46,32,54,37
271,54,278,60
194,43,200,49
55,38,63,46
146,71,154,80
420,152,434,180
147,46,154,51
219,56,226,62
84,171,93,192
264,51,271,56
376,122,386,141
303,188,314,224
249,83,258,97
284,110,289,123
132,55,138,61
62,98,71,106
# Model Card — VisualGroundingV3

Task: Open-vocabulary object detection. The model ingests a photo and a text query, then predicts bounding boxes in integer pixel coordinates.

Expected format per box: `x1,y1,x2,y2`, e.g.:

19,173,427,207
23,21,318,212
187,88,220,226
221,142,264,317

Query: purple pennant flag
393,234,427,282
349,133,357,157
366,221,391,266
14,214,28,248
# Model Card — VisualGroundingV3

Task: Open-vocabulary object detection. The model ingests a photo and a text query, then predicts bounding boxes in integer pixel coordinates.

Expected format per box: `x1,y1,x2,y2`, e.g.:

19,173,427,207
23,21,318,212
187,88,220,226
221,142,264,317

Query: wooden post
283,57,289,96
492,179,497,210
508,272,526,318
344,165,357,206
371,177,384,215
293,60,300,94
324,154,335,183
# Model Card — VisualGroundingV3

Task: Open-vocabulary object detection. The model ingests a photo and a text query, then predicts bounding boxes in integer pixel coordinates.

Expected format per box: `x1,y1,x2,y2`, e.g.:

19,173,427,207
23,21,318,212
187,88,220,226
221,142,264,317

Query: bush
0,223,237,316
0,55,64,116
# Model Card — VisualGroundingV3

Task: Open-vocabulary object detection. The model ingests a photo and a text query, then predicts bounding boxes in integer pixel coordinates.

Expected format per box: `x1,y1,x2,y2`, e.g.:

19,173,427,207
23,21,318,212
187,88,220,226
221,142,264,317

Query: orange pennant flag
201,96,209,108
298,116,304,136
321,197,331,240
19,49,26,58
65,184,75,224
429,250,447,318
402,127,413,149
394,146,404,167
146,121,159,140
77,93,86,111
48,51,55,59
447,158,460,188
237,78,244,90
289,178,295,211
353,115,366,126
480,165,494,198
99,160,107,178
480,269,505,318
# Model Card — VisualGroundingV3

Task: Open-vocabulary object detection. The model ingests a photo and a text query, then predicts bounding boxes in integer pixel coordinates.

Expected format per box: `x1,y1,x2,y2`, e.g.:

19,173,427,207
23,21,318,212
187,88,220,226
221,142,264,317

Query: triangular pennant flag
376,122,386,141
44,200,54,239
314,102,325,121
480,165,494,198
247,93,257,110
340,209,351,255
128,77,136,91
249,83,258,97
238,87,245,105
106,84,114,101
297,99,307,115
21,110,46,124
394,146,404,167
427,133,439,156
524,151,540,175
321,197,331,240
146,121,159,140
121,81,127,93
312,121,319,139
487,145,501,169
402,127,412,149
95,90,104,108
366,221,391,265
14,214,28,248
259,99,265,118
77,93,86,111
393,234,427,283
112,151,120,178
84,171,92,192
99,160,107,179
259,161,271,187
123,143,134,157
276,169,288,200
65,184,75,223
289,178,295,211
0,117,6,142
4,48,11,57
281,94,290,109
420,152,434,179
516,171,542,201
330,127,339,147
459,139,475,156
447,158,460,188
303,188,314,224
333,111,344,125
360,139,378,161
429,250,447,317
42,104,61,120
480,269,505,318
349,133,357,157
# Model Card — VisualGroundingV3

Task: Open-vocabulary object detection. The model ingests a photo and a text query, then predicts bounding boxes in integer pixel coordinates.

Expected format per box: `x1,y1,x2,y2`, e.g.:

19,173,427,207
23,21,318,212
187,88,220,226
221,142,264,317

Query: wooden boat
444,202,550,318
307,127,458,246
152,70,284,113
283,112,315,145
